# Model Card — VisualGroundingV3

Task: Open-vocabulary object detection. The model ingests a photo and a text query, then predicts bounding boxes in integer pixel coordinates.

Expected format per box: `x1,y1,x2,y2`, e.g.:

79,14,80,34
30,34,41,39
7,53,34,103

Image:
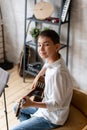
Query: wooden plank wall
0,23,4,63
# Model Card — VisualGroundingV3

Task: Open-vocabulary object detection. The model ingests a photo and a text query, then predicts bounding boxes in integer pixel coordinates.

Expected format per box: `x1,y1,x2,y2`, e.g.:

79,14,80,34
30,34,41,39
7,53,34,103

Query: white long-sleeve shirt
33,57,73,125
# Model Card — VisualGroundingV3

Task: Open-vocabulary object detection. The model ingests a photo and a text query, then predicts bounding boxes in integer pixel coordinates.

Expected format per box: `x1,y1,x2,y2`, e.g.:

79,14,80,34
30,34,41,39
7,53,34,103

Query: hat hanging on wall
33,1,54,20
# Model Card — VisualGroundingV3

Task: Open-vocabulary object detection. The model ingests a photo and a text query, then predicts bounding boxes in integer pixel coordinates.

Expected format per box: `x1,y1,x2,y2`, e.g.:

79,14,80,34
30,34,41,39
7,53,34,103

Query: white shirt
33,57,73,125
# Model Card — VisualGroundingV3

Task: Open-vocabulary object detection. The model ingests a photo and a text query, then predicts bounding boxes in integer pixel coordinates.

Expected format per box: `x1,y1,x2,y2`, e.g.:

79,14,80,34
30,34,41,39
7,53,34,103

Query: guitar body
18,46,29,77
15,76,45,118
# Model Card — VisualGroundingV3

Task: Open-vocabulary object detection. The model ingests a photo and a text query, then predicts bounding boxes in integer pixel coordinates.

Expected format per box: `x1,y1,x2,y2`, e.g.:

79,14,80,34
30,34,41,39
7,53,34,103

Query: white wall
1,0,87,91
69,0,87,91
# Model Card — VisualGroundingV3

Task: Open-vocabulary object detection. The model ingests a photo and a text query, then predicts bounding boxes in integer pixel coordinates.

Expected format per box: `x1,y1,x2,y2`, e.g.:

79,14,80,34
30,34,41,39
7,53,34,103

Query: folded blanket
0,67,10,96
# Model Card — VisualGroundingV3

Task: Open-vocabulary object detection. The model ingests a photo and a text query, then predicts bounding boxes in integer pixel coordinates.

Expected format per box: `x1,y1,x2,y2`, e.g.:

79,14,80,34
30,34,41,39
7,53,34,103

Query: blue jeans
10,103,59,130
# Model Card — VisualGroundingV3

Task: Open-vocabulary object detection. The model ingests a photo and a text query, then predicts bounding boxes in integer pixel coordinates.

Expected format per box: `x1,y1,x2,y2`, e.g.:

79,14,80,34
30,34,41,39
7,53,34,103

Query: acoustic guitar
18,46,29,77
15,76,45,118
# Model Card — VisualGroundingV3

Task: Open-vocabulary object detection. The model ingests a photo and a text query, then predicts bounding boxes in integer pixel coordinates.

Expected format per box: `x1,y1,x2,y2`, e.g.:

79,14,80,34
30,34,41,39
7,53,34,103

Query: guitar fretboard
61,0,71,22
38,80,45,89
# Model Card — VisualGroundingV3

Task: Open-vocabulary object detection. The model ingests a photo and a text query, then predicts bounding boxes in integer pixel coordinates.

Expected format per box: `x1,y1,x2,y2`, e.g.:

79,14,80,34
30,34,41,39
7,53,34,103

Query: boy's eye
38,42,50,47
45,43,49,46
38,44,41,47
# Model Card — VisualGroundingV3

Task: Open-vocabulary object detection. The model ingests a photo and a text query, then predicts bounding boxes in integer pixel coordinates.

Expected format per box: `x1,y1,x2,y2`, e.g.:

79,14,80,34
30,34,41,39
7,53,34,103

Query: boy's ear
56,43,60,52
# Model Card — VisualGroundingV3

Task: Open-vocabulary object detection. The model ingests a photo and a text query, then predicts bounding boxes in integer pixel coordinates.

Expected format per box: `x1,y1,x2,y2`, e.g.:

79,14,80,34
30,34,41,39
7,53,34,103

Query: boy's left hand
21,96,33,108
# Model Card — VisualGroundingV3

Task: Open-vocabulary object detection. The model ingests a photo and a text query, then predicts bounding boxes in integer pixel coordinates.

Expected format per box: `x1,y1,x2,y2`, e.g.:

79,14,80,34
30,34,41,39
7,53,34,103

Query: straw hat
34,1,54,20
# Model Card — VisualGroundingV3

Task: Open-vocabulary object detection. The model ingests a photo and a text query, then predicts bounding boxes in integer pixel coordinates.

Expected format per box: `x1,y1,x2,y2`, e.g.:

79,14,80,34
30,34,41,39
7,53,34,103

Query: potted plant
30,27,41,41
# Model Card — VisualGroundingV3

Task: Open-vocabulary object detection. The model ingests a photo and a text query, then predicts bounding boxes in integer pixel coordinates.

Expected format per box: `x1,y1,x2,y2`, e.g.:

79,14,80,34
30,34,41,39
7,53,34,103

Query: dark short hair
38,29,60,44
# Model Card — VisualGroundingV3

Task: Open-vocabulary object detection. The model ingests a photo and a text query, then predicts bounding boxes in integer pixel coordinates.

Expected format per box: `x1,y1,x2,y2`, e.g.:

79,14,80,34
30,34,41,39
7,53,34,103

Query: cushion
53,105,87,130
82,125,87,130
71,89,87,117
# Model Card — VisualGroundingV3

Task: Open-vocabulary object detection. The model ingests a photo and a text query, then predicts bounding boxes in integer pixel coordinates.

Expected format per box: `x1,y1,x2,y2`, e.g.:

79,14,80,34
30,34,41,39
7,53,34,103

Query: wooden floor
0,65,34,130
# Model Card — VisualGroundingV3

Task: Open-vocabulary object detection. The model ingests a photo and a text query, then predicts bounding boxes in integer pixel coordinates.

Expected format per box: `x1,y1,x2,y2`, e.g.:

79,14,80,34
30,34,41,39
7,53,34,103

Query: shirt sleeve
44,71,73,112
43,62,50,69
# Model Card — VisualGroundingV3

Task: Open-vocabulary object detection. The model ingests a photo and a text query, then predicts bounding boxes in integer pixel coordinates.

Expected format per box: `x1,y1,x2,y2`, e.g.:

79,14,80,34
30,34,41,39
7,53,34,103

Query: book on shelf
27,62,43,75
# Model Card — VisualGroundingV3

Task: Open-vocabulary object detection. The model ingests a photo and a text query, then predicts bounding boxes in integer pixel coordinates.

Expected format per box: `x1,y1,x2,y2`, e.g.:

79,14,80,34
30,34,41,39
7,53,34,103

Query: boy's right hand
31,76,39,89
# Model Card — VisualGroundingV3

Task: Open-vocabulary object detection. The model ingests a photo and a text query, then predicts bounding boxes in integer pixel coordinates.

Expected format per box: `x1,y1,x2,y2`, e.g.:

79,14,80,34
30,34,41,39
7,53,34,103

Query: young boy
11,29,73,130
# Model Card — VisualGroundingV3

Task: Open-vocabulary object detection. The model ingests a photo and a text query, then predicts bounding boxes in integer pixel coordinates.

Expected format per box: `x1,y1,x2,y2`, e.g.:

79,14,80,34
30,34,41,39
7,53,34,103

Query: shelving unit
23,0,71,81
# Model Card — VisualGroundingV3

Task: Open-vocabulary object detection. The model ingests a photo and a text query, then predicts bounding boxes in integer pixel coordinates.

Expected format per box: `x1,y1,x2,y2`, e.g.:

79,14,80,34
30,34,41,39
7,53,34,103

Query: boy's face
38,36,60,62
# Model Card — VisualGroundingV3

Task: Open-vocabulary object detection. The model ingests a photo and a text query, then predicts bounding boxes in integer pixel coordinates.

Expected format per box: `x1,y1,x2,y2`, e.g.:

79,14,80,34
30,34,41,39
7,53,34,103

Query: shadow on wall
0,0,24,63
1,0,18,62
